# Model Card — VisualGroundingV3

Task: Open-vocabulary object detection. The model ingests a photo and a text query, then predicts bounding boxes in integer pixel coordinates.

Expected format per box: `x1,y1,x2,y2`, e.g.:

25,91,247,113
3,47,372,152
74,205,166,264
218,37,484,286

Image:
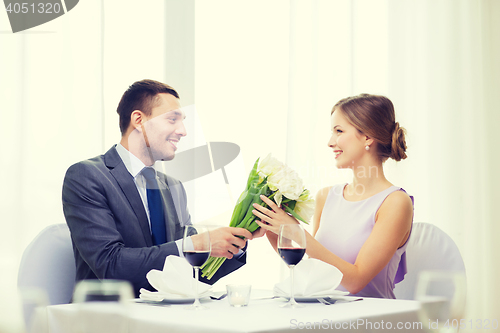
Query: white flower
294,196,315,222
297,189,312,202
274,191,283,206
267,167,284,191
272,166,304,200
258,154,284,183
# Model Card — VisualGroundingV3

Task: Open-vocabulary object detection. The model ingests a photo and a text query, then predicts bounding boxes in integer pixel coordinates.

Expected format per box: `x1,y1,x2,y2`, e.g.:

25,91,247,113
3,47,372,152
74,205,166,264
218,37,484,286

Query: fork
210,293,227,300
317,298,336,305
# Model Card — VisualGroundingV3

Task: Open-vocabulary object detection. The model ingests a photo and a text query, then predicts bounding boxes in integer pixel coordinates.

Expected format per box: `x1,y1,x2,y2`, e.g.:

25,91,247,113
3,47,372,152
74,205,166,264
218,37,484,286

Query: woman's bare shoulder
315,186,333,202
384,189,413,209
376,189,414,225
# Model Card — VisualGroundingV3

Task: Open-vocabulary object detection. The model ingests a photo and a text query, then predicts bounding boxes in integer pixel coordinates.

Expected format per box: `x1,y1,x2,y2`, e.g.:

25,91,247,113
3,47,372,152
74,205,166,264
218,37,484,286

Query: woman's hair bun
391,122,407,161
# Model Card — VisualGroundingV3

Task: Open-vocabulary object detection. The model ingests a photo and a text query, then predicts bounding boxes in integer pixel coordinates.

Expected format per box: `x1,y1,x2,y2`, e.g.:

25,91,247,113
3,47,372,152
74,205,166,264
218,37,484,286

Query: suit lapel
105,146,153,246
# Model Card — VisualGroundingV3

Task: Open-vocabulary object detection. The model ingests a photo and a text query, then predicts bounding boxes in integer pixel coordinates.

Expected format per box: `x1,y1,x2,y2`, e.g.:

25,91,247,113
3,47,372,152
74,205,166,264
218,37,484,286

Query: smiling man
62,79,256,297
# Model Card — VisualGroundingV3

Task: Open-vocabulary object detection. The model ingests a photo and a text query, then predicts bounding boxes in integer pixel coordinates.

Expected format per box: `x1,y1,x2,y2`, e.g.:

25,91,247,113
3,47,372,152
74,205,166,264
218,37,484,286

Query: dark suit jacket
62,145,245,296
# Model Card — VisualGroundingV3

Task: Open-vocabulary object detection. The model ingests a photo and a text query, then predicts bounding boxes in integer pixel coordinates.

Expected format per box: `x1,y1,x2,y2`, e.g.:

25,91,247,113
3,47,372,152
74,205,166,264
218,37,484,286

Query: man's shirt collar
115,143,148,178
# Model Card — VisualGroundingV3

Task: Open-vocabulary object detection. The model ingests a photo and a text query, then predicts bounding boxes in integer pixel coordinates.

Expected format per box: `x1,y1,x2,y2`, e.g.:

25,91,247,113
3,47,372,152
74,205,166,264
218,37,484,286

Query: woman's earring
365,145,370,151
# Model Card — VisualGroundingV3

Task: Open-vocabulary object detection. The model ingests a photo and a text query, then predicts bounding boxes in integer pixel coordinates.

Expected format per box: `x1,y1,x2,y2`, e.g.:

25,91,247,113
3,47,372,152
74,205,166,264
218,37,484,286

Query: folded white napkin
139,256,212,301
274,258,345,297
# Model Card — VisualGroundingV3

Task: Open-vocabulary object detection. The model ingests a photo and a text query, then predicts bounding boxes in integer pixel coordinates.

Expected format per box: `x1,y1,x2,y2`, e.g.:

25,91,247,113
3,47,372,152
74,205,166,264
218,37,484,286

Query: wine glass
72,279,134,333
278,224,306,308
415,271,467,333
183,225,211,310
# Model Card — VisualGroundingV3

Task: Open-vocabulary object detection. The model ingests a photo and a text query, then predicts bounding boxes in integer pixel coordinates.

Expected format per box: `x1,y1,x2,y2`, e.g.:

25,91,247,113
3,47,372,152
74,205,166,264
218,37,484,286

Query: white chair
17,224,76,325
394,222,466,300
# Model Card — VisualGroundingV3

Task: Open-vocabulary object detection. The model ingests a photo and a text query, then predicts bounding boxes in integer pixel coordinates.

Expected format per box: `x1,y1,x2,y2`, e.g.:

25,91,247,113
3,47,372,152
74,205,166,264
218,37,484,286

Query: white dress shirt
115,144,191,256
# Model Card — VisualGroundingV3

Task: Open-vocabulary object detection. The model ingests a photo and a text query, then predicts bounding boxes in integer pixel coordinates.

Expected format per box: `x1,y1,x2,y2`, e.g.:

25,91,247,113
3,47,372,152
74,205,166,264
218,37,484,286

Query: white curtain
1,2,105,329
0,1,169,329
285,0,500,323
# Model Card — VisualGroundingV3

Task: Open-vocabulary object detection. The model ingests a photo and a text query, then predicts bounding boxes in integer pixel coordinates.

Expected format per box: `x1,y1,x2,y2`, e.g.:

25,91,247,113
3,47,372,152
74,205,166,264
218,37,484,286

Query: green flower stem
201,256,226,279
201,256,225,278
245,158,260,190
236,185,268,228
200,257,214,272
282,203,309,224
228,191,247,228
241,190,277,231
209,258,226,279
245,220,259,233
235,186,261,224
228,158,261,228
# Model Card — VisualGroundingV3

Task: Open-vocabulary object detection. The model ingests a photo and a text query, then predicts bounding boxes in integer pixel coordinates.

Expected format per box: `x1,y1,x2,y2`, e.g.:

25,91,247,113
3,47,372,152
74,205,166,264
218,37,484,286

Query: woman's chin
335,161,354,170
335,159,346,168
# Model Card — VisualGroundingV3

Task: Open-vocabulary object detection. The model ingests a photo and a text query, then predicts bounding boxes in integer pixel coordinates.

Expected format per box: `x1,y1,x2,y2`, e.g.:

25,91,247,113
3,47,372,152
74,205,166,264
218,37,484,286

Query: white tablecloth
41,291,425,333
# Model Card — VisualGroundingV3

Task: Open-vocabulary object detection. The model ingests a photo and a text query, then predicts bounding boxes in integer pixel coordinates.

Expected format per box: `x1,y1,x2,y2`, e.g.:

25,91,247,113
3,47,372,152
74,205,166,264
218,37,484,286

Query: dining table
37,290,427,333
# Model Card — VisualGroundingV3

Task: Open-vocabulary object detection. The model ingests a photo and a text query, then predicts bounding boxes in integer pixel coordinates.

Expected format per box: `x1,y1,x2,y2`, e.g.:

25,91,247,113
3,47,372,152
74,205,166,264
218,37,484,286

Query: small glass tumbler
226,285,251,307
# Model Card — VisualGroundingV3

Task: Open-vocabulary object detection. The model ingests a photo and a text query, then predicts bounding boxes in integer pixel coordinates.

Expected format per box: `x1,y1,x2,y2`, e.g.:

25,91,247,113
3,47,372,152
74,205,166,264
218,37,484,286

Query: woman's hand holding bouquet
200,154,314,279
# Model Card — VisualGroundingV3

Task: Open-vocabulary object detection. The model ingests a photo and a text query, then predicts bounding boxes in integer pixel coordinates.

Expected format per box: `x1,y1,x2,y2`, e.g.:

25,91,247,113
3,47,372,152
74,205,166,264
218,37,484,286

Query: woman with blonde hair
253,94,413,299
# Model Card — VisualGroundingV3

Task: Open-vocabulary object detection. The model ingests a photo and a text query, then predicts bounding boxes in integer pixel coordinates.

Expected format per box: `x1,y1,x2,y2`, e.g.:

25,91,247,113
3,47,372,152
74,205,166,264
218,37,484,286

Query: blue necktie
142,167,167,245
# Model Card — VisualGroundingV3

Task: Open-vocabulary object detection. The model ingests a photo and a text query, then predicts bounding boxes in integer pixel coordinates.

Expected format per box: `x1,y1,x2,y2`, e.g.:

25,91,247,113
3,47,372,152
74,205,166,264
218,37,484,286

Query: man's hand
251,227,267,239
206,227,252,259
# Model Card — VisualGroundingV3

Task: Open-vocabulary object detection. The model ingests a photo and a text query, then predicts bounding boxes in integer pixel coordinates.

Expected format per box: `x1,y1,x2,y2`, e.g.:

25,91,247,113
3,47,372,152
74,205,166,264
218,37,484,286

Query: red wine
184,251,210,267
279,248,305,266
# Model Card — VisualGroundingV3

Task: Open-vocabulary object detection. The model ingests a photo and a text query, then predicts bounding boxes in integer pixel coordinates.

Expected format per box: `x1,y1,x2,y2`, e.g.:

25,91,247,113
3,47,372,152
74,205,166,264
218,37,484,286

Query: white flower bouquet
200,154,315,279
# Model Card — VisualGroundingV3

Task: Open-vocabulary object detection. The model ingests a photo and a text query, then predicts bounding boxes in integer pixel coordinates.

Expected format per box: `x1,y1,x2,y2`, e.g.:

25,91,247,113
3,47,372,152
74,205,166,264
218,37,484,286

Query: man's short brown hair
117,79,179,135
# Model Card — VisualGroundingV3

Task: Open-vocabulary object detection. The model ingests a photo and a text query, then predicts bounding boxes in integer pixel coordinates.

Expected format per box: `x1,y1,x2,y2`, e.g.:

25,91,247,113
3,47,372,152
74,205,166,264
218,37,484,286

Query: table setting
36,222,449,333
32,223,422,333
38,243,424,332
136,255,354,307
43,287,422,333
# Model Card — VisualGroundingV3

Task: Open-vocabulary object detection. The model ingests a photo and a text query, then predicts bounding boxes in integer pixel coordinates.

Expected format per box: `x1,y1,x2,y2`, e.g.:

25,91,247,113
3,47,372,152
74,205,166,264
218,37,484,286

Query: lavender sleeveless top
315,184,413,299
